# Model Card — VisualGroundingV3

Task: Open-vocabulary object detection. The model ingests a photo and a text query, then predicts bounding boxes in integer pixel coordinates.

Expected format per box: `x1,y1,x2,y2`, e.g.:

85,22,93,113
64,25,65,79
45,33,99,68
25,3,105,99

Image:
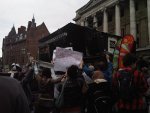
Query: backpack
94,91,112,113
91,83,112,113
117,70,136,102
63,79,83,107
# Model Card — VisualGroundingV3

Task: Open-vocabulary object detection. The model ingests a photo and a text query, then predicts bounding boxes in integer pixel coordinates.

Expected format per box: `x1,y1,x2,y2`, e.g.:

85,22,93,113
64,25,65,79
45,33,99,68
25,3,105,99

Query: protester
137,58,150,113
136,58,149,79
9,63,18,78
87,70,112,113
0,76,30,113
21,65,35,111
15,64,24,81
146,76,150,113
34,67,64,113
56,65,88,113
9,63,24,81
94,53,113,83
112,53,148,113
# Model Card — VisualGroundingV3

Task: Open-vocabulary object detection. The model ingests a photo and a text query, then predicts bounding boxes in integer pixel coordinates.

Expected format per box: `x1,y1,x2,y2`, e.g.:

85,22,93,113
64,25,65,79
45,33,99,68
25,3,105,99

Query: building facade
2,17,50,69
74,0,150,55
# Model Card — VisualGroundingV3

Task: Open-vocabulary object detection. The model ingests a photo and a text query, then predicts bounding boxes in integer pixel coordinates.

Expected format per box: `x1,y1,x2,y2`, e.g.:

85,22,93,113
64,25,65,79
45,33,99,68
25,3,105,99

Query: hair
42,68,51,78
136,59,148,71
94,61,108,71
123,53,137,67
92,70,104,80
67,65,79,79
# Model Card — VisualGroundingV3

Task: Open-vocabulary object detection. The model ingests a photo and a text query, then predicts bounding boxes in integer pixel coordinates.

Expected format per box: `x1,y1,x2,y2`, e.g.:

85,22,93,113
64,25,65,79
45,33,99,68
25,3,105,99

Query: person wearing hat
9,63,23,81
9,63,18,78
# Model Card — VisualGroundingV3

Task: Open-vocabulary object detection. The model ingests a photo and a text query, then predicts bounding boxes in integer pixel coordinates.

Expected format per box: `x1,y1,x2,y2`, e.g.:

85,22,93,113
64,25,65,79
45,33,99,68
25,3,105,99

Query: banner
118,35,135,68
54,47,83,72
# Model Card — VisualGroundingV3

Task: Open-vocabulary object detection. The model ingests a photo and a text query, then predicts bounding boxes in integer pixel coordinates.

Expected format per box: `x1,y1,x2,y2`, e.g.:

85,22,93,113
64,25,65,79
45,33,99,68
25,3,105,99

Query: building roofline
76,0,106,15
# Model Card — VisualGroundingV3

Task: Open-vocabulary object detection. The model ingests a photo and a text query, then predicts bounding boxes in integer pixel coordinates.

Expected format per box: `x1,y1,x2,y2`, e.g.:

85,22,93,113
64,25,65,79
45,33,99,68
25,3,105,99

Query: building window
108,14,113,22
121,8,124,17
96,14,102,27
88,17,93,28
98,19,102,27
145,1,147,8
136,23,139,34
121,28,125,36
137,36,139,48
19,34,23,40
135,2,139,11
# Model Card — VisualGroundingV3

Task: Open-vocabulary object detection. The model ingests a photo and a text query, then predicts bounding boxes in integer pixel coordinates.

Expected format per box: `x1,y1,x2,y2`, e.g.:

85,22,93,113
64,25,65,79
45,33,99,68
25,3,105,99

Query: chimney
27,21,32,31
18,26,26,34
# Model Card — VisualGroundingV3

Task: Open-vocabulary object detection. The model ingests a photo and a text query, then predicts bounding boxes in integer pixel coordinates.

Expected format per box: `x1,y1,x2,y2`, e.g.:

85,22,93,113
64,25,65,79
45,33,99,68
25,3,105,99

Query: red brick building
2,16,50,69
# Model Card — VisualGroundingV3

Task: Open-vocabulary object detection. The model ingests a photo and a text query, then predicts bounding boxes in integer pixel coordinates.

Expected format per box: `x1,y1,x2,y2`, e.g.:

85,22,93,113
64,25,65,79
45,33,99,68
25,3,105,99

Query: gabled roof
8,25,16,37
37,22,48,31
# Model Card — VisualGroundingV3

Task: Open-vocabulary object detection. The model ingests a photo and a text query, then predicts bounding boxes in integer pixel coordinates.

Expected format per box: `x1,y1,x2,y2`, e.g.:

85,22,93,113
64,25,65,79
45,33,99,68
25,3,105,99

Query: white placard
52,47,73,61
54,47,83,72
108,37,117,54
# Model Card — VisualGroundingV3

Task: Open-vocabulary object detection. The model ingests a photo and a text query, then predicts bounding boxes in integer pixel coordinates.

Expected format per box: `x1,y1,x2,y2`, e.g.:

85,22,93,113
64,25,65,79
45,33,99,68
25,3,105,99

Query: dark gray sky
0,0,89,57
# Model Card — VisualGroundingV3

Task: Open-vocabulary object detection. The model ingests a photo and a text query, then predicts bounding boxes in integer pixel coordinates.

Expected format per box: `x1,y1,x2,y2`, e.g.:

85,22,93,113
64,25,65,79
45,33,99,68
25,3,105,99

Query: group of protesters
0,51,150,113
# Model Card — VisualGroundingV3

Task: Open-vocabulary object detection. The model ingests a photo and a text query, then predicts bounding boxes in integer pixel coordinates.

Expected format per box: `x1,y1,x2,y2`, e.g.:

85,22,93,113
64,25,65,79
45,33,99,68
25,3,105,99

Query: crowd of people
0,52,150,113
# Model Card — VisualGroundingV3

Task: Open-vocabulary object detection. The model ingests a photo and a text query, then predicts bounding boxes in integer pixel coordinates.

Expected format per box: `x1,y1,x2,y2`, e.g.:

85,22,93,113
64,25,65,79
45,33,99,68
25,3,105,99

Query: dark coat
0,76,30,113
21,68,35,109
87,80,112,113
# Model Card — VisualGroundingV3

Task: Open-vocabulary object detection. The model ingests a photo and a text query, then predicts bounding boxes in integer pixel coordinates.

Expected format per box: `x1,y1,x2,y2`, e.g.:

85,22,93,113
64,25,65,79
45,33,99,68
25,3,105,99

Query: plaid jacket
112,67,148,110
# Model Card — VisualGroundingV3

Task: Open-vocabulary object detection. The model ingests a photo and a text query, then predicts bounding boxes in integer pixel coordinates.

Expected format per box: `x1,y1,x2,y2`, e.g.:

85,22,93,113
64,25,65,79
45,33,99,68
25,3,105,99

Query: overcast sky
0,0,89,57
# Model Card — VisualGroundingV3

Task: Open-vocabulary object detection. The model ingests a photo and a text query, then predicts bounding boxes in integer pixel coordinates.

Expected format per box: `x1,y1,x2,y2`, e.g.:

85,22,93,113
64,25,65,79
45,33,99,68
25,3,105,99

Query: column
103,8,108,32
81,21,84,26
147,0,150,44
84,18,88,27
130,0,136,41
115,3,121,36
93,14,98,28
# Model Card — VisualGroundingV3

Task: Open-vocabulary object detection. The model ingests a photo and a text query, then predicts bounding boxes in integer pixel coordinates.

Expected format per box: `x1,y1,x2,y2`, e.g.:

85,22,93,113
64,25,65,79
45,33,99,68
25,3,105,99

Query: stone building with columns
74,0,150,56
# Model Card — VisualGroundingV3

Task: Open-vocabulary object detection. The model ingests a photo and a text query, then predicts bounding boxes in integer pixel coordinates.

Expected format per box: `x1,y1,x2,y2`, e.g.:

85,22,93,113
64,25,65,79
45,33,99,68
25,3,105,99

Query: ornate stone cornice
75,0,119,21
77,0,105,15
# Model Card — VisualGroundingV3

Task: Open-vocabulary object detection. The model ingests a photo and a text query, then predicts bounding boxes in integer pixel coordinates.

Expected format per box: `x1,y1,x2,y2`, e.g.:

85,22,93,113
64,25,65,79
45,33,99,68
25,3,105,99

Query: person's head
92,70,104,81
11,63,16,71
67,65,79,79
11,63,15,67
94,61,108,71
136,59,149,72
16,64,22,72
123,53,137,69
11,65,17,71
42,68,51,78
